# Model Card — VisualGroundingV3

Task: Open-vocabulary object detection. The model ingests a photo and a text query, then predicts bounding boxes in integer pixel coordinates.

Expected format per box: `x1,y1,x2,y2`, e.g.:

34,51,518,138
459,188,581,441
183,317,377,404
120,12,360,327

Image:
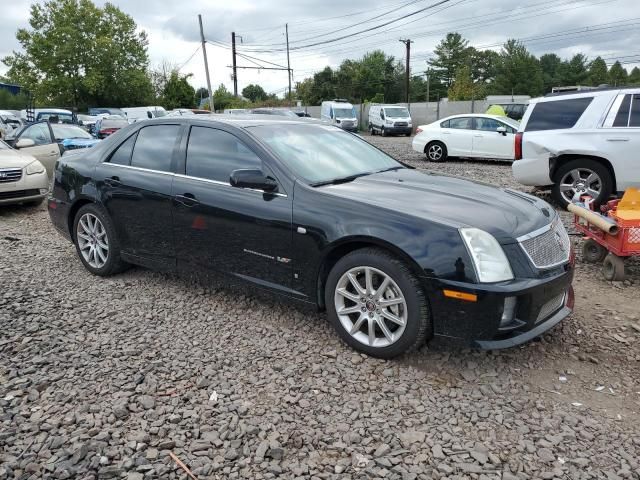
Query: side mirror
16,138,36,148
380,112,385,119
496,126,507,135
230,169,278,192
147,111,153,119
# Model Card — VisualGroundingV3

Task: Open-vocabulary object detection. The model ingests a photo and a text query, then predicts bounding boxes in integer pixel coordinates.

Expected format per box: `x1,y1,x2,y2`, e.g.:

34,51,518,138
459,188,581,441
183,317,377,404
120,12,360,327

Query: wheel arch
67,197,96,240
424,138,447,153
315,236,426,310
550,154,617,192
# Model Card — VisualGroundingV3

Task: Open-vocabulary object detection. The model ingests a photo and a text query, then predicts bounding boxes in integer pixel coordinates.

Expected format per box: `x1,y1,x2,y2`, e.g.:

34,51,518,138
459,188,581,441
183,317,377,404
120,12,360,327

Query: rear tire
73,203,128,276
325,248,431,359
582,239,607,263
425,141,447,162
602,253,625,281
552,159,613,209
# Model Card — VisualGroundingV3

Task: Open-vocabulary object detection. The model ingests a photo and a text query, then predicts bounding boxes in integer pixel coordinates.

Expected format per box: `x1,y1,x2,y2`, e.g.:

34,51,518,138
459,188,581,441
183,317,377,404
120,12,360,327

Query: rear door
12,121,60,177
95,123,182,269
441,117,474,156
472,117,515,159
600,91,640,190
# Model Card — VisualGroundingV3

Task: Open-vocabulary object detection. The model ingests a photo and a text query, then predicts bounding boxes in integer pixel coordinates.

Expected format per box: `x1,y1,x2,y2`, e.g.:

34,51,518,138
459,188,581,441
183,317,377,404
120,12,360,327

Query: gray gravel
1,135,639,480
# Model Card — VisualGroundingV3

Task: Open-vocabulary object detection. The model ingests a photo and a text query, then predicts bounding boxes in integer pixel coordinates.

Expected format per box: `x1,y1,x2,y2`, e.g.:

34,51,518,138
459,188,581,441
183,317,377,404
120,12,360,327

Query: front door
472,117,515,159
95,124,181,269
172,125,293,292
13,121,60,177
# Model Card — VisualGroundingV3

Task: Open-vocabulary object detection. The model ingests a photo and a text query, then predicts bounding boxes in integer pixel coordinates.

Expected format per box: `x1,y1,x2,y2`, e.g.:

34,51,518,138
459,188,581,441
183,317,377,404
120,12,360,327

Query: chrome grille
519,218,570,269
0,168,22,183
394,122,408,127
536,291,566,323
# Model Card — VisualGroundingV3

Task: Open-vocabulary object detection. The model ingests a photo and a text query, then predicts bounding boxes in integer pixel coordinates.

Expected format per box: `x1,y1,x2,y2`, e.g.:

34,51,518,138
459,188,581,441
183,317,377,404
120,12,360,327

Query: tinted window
109,133,137,165
20,123,53,145
629,95,640,127
448,117,472,130
613,94,631,127
475,117,502,132
186,127,261,182
130,125,180,172
440,120,450,128
525,97,593,131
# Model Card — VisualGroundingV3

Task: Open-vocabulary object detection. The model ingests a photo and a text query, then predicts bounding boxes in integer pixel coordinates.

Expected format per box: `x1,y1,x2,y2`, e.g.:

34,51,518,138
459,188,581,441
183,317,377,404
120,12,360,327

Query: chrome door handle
174,194,199,207
104,176,121,186
473,134,483,137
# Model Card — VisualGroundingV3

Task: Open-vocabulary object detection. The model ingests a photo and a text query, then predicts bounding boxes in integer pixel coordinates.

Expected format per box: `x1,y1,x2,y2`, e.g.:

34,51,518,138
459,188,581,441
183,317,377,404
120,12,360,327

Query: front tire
73,203,128,276
425,141,447,162
552,159,613,209
325,248,431,359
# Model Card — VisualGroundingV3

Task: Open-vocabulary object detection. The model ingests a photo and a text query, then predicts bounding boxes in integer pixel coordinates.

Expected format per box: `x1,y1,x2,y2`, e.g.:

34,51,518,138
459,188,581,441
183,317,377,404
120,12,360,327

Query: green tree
557,54,589,86
428,33,470,87
163,71,195,109
491,40,543,97
609,61,628,86
539,53,562,93
3,0,152,109
448,65,485,101
241,84,268,103
628,67,640,85
588,57,609,86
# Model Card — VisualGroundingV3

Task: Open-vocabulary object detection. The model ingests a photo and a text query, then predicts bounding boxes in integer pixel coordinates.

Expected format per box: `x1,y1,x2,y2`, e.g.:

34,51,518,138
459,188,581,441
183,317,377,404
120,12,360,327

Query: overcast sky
2,0,639,96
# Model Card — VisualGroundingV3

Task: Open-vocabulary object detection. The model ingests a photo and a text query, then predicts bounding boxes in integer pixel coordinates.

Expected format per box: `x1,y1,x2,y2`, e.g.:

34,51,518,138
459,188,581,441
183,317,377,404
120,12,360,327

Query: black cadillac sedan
48,116,574,358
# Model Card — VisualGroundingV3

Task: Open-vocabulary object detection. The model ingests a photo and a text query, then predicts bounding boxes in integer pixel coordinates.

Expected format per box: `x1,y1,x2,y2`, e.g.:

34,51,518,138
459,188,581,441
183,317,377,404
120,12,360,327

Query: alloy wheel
334,266,407,348
427,144,443,161
558,168,602,203
77,213,109,269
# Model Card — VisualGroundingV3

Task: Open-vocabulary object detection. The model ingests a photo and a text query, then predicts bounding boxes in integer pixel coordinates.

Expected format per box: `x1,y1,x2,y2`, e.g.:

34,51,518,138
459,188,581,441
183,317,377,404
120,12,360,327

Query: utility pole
231,32,238,97
400,39,412,108
286,23,292,105
198,14,214,112
425,68,431,103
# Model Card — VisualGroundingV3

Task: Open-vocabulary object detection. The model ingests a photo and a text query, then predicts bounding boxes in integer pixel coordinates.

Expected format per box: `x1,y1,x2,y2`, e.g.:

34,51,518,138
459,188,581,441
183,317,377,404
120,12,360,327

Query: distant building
0,82,22,96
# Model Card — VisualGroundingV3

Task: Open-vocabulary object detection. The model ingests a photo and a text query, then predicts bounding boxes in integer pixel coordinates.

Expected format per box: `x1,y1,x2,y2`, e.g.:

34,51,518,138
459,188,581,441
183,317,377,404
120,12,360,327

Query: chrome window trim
602,93,625,128
102,162,174,176
174,173,288,198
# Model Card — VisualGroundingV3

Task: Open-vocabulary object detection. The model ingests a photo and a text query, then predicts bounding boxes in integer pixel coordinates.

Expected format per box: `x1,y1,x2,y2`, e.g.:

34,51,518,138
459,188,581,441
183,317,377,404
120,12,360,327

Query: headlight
460,228,514,283
385,119,393,125
26,160,45,175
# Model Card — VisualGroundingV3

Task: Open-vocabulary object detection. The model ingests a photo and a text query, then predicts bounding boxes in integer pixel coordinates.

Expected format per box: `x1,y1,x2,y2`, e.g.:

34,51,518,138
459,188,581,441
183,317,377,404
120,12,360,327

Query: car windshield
250,124,401,184
333,107,356,118
153,109,167,118
51,124,92,139
38,112,74,123
384,107,409,118
500,116,521,128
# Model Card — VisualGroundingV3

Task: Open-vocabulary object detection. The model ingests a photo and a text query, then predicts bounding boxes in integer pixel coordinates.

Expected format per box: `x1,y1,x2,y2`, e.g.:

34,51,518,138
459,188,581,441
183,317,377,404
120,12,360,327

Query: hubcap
428,144,442,160
77,213,109,269
559,168,601,203
334,266,408,348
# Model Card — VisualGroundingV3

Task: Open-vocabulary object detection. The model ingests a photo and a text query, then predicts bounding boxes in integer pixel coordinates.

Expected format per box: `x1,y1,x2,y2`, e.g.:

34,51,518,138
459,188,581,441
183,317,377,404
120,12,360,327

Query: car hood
0,149,38,169
317,169,553,243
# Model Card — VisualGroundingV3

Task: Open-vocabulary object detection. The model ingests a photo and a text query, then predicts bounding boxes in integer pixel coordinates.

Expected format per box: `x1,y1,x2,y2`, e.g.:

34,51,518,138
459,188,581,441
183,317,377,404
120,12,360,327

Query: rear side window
108,133,137,165
613,95,631,127
525,97,593,131
186,126,261,183
631,95,640,127
448,117,472,130
130,125,180,172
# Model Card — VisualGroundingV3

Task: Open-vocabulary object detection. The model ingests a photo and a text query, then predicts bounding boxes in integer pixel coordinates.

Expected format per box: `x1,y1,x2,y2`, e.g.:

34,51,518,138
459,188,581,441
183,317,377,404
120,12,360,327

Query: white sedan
412,114,520,161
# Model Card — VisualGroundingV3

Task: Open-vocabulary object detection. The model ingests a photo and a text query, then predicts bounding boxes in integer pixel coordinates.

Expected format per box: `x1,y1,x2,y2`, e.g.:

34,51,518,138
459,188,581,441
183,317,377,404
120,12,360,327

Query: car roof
441,113,512,120
136,114,326,129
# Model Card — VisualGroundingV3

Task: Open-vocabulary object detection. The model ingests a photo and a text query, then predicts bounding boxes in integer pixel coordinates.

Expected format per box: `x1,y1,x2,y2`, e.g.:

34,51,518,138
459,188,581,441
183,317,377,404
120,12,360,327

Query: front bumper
0,170,49,205
426,265,574,349
384,126,412,135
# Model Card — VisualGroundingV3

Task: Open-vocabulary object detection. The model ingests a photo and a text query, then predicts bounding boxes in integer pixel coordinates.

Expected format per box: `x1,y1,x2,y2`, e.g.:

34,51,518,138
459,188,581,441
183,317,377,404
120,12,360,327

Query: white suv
512,88,640,207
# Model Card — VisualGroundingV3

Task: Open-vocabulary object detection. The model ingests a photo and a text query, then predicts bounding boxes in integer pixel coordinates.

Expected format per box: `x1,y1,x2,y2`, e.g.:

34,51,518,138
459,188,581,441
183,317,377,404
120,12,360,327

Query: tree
194,87,209,107
539,54,562,93
588,57,609,86
609,61,628,86
491,40,543,97
557,54,589,86
3,0,152,109
242,84,268,103
163,71,195,109
448,65,485,101
629,67,640,85
428,33,470,87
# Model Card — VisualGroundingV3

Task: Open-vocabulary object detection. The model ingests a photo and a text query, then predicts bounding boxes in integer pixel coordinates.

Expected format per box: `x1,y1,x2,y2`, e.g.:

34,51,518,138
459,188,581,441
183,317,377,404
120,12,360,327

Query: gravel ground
1,135,639,480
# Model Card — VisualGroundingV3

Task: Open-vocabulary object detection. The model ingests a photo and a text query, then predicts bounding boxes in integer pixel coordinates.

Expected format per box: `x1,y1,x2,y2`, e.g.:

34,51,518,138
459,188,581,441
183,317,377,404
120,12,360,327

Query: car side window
20,123,52,145
475,117,501,132
613,94,632,127
186,126,262,183
130,125,180,172
629,94,640,127
440,120,450,128
448,117,472,130
108,133,137,166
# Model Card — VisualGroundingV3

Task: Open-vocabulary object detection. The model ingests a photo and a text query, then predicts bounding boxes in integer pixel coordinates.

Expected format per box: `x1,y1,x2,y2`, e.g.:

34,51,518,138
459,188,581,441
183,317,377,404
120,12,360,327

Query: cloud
1,0,638,99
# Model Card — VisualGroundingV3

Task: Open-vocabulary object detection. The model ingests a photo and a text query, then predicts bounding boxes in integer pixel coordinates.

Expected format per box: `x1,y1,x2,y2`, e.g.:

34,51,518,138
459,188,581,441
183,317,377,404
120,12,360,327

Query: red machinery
573,188,640,281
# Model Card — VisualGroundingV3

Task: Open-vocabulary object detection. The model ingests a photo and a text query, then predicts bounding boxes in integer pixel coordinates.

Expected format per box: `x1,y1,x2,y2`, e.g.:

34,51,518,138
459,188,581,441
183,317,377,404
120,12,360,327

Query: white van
121,106,167,123
368,104,412,136
320,100,358,132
